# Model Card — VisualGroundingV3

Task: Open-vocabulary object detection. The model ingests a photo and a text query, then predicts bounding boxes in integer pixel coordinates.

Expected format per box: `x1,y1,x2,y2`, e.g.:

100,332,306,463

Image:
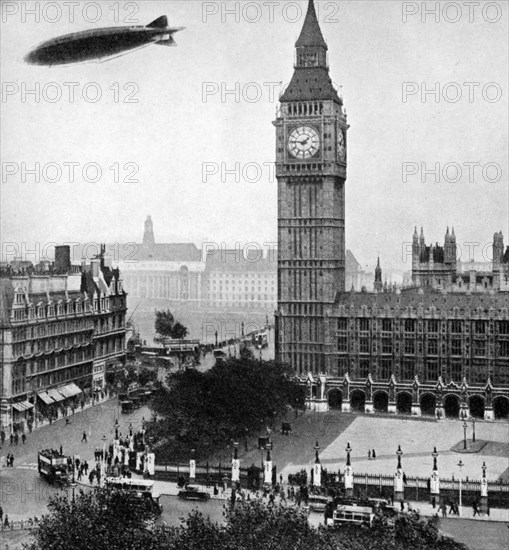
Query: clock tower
274,0,348,374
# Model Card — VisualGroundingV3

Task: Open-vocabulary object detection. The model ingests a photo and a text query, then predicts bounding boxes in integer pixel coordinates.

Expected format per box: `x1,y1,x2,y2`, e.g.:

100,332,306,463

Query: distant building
121,216,205,302
411,228,509,292
204,248,276,310
0,245,126,432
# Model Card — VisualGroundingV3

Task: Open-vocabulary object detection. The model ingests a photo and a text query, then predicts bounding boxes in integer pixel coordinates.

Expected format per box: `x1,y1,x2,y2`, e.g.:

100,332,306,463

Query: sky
1,0,508,272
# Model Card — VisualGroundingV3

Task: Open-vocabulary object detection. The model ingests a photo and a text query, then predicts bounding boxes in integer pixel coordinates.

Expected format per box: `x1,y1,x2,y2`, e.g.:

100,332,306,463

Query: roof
280,66,341,103
334,287,509,313
295,0,328,49
139,243,201,262
205,250,275,273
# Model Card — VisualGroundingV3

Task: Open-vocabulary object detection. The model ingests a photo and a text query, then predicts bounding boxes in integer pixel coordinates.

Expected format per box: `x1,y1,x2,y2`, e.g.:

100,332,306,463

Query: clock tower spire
274,0,348,375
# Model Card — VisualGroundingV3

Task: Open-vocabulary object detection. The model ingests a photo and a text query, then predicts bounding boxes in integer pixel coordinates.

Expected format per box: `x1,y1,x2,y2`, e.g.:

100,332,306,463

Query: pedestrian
432,496,436,509
66,418,70,425
9,433,13,446
449,500,455,515
472,501,479,517
88,471,94,484
0,505,3,522
21,433,26,444
77,468,82,481
4,514,9,528
81,431,87,443
400,500,404,512
9,455,14,467
368,449,371,460
280,473,283,485
14,433,19,446
60,445,63,456
441,502,447,517
268,492,275,508
84,461,88,474
75,458,80,470
372,449,376,459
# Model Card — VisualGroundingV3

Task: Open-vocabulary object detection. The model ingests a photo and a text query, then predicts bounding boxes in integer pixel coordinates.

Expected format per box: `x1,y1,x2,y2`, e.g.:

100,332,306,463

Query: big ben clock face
337,127,346,161
288,126,320,159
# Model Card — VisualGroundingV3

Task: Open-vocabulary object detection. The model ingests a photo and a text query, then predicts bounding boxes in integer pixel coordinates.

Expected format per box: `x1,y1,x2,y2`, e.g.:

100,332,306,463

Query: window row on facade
337,318,509,335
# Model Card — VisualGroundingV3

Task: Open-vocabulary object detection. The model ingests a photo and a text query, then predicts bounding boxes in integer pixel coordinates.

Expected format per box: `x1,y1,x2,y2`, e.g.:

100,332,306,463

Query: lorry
38,449,69,487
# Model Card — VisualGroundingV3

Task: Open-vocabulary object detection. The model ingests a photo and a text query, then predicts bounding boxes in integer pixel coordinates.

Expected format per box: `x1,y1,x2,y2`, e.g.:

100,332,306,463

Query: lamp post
472,417,476,443
189,448,196,483
114,418,119,440
313,441,321,487
463,420,468,450
70,454,77,507
232,441,240,483
480,461,488,514
394,445,404,503
264,441,273,486
457,459,464,517
344,442,353,498
101,434,107,485
430,447,440,504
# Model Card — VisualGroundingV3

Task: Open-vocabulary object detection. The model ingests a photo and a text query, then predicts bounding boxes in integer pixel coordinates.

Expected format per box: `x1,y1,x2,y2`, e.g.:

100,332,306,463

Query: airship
25,16,184,66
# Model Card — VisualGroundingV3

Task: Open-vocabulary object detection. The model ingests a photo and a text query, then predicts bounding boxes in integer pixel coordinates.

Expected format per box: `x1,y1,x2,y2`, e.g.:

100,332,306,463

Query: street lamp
314,441,320,462
432,446,438,471
457,459,464,516
71,454,77,506
472,417,476,443
396,445,403,469
102,434,107,482
463,420,468,450
345,442,352,466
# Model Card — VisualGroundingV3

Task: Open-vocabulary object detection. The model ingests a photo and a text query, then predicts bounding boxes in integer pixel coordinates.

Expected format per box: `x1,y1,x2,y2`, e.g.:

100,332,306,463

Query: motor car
178,485,210,501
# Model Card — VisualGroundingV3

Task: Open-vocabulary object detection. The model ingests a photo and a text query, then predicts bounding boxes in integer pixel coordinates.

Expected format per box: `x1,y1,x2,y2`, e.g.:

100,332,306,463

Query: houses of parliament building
274,0,509,420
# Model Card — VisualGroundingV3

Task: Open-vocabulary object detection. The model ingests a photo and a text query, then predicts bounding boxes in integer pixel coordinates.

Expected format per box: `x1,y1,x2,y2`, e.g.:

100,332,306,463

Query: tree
154,310,188,340
171,322,188,340
26,488,165,550
154,309,174,338
148,358,305,461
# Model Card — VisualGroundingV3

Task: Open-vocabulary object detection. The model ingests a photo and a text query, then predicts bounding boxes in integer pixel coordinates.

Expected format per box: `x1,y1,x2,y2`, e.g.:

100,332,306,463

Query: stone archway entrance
328,389,343,410
373,391,389,413
469,395,485,419
396,392,412,414
444,394,460,418
420,393,436,416
350,389,366,412
493,396,509,419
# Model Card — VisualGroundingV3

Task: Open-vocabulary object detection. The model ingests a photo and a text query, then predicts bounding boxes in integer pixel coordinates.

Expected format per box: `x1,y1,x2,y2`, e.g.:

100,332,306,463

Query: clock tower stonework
274,0,348,375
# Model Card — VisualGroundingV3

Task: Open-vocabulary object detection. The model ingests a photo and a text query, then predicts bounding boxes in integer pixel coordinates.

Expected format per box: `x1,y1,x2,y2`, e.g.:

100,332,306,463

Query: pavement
0,397,151,522
280,414,509,482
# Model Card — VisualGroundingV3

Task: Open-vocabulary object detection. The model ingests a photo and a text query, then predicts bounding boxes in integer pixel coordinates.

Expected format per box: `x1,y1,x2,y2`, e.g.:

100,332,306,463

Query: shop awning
38,392,54,405
47,388,65,402
57,383,82,398
12,401,34,412
67,382,82,396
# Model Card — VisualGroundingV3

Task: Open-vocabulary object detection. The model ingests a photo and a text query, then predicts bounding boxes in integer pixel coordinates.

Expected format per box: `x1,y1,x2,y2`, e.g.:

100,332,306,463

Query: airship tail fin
147,16,168,28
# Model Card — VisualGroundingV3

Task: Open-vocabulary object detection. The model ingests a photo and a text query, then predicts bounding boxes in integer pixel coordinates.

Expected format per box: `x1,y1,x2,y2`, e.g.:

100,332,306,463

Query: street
0,397,150,521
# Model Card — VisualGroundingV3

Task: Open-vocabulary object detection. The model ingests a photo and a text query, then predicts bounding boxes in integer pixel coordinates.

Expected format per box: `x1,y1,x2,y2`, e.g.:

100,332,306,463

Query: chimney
91,259,100,278
55,245,71,273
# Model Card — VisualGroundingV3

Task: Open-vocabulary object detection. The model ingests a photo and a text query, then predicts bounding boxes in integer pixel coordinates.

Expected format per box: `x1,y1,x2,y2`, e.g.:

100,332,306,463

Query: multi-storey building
204,248,276,311
0,246,126,432
274,1,509,420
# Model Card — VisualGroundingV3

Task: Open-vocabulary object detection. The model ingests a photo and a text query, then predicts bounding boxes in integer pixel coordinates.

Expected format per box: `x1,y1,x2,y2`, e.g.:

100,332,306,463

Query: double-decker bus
105,477,162,514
